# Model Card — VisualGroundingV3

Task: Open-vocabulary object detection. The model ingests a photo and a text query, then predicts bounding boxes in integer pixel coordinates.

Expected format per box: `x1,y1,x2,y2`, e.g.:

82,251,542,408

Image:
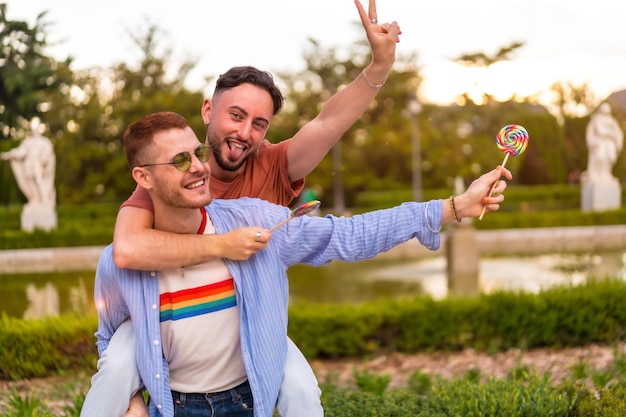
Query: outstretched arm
442,166,513,223
112,206,271,270
286,0,401,181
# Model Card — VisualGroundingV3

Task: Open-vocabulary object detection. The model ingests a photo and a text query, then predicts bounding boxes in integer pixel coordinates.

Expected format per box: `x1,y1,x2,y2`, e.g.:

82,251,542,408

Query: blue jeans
172,380,254,417
82,320,322,417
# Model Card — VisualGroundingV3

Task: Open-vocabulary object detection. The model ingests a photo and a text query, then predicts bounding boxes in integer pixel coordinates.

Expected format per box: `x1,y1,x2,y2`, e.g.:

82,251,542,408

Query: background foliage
1,4,624,210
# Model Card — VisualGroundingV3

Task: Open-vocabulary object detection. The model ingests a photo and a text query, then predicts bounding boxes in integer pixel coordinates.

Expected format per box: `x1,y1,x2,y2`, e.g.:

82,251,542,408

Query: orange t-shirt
121,139,304,212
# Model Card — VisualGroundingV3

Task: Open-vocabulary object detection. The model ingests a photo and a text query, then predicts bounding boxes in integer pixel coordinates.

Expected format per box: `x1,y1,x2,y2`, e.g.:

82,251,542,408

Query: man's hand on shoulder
215,227,271,260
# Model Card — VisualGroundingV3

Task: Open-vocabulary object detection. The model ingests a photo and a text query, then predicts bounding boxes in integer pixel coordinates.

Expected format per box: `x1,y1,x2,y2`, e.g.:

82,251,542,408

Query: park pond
1,250,625,319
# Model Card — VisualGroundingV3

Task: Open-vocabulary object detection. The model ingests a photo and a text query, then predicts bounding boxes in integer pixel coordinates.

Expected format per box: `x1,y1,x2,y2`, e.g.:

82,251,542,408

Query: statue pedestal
446,223,479,296
21,204,58,232
581,179,621,212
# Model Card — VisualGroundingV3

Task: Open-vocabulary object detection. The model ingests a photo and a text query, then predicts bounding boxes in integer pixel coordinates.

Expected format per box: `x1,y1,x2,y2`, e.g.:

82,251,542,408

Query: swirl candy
496,124,528,156
293,200,321,217
479,124,529,220
270,200,321,232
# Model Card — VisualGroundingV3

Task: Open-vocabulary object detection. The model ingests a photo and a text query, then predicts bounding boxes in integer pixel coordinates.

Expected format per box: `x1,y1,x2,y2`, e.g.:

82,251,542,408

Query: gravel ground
1,343,623,414
311,343,623,390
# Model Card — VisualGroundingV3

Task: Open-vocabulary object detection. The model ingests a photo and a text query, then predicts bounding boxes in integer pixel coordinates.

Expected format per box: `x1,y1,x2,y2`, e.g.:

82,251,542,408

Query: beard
206,125,250,172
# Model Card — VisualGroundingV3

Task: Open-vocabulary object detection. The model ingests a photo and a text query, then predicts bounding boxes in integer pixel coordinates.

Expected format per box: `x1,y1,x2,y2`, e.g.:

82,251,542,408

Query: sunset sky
7,0,626,106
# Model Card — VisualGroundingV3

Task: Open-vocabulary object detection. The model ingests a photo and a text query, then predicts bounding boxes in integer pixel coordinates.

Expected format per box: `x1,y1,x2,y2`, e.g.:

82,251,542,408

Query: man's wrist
362,64,391,88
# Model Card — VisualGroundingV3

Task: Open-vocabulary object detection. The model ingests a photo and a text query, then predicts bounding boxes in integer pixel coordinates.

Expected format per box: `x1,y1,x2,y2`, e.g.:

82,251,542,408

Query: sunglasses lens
196,144,211,162
173,152,192,171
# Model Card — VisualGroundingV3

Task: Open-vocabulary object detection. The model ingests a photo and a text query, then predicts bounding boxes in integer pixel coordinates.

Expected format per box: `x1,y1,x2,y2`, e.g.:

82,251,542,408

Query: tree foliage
1,7,623,209
274,38,421,206
48,22,206,204
0,4,65,139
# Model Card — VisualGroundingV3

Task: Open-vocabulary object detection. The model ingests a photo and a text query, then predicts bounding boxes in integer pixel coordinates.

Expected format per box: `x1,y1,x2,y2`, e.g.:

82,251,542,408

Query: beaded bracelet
449,195,461,222
424,200,442,233
361,68,387,88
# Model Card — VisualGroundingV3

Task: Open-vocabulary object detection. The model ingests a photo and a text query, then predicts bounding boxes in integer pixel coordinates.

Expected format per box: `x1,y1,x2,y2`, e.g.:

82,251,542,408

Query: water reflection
0,271,94,319
290,251,626,303
22,278,90,319
24,282,59,319
1,252,624,317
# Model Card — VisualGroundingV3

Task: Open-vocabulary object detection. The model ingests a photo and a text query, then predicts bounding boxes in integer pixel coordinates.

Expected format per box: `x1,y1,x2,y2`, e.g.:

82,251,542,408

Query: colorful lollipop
496,124,528,160
270,200,321,232
479,124,529,220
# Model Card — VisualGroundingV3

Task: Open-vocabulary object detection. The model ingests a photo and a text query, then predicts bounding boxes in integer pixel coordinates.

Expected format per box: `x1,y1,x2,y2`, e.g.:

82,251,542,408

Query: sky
6,0,626,106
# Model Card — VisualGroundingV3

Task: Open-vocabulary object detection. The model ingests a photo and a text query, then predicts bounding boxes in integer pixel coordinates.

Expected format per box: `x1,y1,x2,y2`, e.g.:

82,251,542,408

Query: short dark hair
123,111,189,169
214,66,284,115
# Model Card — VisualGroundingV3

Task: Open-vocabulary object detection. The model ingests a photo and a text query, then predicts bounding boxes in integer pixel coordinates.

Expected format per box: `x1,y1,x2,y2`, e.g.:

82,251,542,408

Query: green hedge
322,378,626,417
0,314,97,380
1,184,625,249
353,184,626,230
289,278,626,358
0,203,118,249
2,279,625,381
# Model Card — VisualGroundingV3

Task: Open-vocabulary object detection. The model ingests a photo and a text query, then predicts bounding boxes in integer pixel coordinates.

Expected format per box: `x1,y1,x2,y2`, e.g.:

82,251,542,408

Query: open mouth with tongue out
227,139,247,161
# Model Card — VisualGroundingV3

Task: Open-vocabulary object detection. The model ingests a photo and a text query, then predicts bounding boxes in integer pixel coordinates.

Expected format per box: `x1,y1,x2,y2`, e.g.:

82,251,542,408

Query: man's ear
201,98,212,125
132,167,152,190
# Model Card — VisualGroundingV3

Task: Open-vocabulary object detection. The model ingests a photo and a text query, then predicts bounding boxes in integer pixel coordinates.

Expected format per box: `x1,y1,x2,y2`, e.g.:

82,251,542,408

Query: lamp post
408,94,423,202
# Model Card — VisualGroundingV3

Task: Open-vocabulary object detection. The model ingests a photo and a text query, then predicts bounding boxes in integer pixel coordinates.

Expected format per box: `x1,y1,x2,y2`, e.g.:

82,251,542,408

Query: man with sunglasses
93,111,510,417
138,143,212,171
82,1,402,416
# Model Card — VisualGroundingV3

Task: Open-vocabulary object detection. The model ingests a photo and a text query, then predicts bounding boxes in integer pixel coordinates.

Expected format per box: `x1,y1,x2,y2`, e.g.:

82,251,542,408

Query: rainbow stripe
160,278,236,322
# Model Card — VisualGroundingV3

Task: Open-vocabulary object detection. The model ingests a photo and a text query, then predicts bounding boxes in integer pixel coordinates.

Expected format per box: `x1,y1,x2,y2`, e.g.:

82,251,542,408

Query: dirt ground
310,343,622,389
1,343,622,414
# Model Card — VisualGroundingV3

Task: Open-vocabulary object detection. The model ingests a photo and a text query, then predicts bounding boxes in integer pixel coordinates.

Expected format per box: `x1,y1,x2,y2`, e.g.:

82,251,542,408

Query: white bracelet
424,200,441,234
361,68,387,88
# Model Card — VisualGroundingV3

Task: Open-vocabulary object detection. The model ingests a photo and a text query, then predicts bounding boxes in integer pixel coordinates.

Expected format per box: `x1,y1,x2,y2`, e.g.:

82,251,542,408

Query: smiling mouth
186,179,205,189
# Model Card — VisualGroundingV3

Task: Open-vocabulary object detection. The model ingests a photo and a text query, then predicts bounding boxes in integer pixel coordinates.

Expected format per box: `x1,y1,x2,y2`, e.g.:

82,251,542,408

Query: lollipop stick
269,217,294,232
478,153,509,220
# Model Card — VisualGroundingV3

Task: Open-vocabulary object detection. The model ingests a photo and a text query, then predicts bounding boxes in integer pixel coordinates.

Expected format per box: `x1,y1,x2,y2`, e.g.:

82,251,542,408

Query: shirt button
152,304,157,310
153,340,160,346
157,404,162,410
150,271,156,277
155,373,161,379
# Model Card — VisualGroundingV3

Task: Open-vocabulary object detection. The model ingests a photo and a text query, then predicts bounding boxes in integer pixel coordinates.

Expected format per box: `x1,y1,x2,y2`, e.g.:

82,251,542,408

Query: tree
0,4,66,138
548,81,597,122
45,21,207,203
96,22,206,202
274,37,421,208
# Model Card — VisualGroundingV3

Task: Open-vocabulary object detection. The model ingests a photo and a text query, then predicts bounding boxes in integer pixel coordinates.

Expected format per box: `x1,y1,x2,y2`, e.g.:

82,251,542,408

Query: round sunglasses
139,144,211,171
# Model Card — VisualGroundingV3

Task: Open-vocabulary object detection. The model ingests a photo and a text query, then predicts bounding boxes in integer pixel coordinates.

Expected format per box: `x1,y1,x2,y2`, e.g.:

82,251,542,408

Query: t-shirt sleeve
120,185,154,213
271,140,305,203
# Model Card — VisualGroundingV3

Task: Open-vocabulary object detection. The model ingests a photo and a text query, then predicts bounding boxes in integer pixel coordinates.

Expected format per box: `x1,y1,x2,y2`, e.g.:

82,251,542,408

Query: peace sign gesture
354,0,401,84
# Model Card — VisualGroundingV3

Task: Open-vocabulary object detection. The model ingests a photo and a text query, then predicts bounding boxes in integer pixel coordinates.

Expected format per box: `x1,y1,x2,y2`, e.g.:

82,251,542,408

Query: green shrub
1,389,50,416
3,279,626,383
289,279,626,360
322,387,426,417
424,374,575,416
572,385,626,417
407,370,433,395
0,314,97,380
2,186,625,250
0,203,118,249
352,368,391,395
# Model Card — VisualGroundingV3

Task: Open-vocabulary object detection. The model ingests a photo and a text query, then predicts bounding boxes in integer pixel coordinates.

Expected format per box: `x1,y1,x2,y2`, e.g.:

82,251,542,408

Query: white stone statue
1,122,56,208
0,120,57,231
584,103,623,183
581,103,624,212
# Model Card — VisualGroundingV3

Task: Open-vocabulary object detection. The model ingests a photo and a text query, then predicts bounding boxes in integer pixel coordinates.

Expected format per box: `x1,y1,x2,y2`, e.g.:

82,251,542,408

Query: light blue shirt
94,197,442,417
